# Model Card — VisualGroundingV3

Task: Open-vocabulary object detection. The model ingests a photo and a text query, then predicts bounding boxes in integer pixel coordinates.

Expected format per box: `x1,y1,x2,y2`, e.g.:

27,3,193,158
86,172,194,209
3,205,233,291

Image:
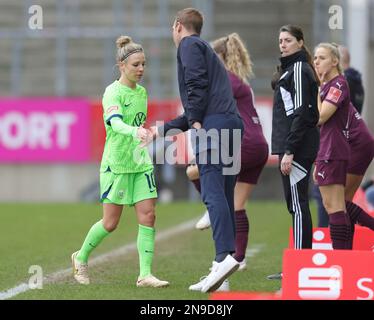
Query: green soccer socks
76,220,110,263
137,224,155,278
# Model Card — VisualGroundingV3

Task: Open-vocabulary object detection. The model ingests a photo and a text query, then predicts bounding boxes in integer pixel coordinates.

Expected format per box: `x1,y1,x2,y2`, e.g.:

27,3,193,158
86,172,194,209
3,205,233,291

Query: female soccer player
314,42,353,249
189,33,269,271
71,36,169,288
314,103,374,227
314,43,374,247
344,103,374,202
341,103,374,244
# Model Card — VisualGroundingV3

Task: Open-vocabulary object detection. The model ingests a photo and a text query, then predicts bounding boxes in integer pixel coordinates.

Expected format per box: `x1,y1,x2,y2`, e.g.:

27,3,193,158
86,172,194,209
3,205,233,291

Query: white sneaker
238,259,247,271
136,274,169,288
201,255,239,293
216,278,230,292
71,251,90,285
195,211,211,230
189,276,229,292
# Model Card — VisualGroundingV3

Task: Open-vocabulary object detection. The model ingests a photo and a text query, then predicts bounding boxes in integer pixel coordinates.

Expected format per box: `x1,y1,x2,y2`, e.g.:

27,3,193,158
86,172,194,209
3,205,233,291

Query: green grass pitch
0,201,317,299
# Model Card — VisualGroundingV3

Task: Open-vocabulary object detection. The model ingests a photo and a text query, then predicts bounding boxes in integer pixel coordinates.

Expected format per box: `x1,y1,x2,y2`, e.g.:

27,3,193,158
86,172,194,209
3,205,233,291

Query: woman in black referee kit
269,25,320,279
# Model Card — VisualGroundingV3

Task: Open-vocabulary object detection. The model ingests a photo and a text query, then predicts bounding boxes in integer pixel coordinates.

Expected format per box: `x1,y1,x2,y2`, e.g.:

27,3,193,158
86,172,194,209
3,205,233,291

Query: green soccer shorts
100,168,158,206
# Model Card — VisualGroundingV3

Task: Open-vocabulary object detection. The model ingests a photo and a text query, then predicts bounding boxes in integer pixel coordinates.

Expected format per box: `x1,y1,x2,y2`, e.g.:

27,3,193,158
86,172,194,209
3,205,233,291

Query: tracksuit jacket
271,50,319,159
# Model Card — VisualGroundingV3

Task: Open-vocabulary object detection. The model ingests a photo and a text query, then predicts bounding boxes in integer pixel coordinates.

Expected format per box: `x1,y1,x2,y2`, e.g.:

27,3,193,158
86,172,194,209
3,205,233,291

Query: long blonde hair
314,42,343,74
211,33,254,84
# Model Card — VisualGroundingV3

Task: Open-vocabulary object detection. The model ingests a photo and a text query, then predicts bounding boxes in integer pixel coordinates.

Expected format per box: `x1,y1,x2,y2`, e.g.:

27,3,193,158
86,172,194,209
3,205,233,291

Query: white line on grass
246,244,266,258
0,219,197,300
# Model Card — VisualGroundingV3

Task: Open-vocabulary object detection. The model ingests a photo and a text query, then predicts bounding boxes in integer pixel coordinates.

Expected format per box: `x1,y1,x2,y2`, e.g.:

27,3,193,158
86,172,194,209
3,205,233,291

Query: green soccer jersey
100,80,153,174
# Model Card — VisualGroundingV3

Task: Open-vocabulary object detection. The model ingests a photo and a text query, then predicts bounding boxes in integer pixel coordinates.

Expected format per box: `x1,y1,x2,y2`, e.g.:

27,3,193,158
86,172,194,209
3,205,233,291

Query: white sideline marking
246,244,266,258
0,219,197,300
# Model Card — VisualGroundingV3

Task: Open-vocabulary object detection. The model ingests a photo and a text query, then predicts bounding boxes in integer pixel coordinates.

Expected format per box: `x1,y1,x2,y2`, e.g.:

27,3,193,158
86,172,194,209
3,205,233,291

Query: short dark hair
175,8,203,35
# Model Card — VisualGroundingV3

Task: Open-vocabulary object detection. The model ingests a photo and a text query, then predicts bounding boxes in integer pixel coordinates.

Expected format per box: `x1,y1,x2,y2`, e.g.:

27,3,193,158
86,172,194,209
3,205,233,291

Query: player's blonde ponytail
116,35,143,63
211,33,254,84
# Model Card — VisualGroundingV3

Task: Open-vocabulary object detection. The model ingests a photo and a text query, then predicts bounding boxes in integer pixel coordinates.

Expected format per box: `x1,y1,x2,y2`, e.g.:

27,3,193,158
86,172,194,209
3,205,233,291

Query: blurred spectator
338,46,365,114
363,178,374,209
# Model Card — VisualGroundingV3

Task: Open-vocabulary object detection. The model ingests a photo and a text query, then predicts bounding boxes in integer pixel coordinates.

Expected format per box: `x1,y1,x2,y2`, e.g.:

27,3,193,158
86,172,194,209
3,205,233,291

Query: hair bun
116,36,132,49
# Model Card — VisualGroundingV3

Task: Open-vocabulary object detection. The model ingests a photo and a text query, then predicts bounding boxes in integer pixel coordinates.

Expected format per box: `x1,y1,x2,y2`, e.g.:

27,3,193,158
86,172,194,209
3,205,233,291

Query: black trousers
279,156,314,249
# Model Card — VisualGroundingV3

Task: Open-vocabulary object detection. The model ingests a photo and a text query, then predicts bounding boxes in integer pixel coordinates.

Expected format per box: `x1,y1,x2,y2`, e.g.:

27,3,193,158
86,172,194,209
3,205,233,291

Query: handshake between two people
137,125,159,147
136,121,201,148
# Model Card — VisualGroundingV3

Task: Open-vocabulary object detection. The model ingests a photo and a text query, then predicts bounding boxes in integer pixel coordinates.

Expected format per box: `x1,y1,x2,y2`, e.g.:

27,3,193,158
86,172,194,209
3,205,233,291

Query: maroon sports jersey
347,102,374,150
228,72,268,153
317,74,350,161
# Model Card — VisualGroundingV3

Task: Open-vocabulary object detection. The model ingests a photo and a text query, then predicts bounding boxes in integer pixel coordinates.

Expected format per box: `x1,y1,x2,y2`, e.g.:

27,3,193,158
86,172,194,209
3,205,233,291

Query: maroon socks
346,201,374,231
328,211,352,250
234,210,249,262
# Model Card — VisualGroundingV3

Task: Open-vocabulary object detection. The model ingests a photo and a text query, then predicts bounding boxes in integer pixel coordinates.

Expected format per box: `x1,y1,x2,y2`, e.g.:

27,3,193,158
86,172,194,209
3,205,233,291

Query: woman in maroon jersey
313,102,374,227
345,103,374,201
313,43,374,250
187,33,269,269
314,42,351,249
344,103,374,242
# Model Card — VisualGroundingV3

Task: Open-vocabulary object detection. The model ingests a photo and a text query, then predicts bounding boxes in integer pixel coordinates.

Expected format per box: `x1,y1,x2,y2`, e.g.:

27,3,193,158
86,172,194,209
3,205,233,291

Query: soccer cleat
201,255,239,293
195,210,211,230
136,275,169,288
189,276,229,292
267,272,283,280
71,251,90,285
238,259,247,271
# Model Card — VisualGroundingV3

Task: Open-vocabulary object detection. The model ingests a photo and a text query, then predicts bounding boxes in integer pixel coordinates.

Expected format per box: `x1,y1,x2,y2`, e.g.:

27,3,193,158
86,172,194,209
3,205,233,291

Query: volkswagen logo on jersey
132,112,146,126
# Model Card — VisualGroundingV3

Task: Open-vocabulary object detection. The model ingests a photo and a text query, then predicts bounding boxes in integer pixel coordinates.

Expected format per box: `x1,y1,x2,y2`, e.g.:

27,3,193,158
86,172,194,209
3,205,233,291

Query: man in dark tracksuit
154,8,243,293
272,26,319,258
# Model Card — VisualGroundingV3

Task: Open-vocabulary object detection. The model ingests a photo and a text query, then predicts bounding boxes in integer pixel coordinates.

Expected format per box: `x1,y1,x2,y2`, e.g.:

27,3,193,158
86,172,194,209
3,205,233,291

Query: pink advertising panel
0,98,90,162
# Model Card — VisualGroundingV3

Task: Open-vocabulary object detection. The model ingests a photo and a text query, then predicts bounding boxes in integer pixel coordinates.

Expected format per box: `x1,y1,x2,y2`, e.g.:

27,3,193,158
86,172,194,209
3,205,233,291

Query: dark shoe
267,272,282,280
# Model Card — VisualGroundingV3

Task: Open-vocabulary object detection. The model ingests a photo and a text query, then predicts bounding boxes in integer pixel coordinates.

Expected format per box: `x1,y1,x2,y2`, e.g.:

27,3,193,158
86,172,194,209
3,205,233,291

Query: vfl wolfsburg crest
133,112,146,126
118,190,124,199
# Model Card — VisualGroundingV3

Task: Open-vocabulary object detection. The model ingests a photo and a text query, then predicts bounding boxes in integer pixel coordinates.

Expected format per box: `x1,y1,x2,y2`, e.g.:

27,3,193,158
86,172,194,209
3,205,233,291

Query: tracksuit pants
279,156,314,249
